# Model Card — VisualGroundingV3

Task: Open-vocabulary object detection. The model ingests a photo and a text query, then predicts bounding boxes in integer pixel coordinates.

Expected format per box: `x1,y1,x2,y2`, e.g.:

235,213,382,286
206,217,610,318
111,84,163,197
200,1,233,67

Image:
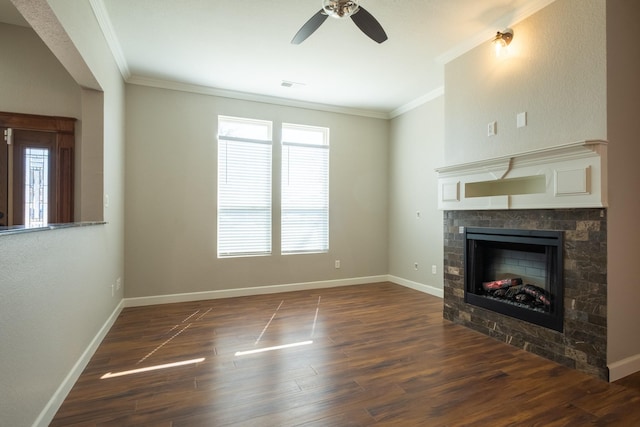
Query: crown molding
126,75,392,120
390,86,444,118
89,0,131,79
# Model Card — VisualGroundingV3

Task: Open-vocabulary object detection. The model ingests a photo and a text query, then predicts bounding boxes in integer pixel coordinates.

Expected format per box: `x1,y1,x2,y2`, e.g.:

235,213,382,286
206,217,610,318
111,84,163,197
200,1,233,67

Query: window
281,123,329,254
24,147,50,228
217,116,272,257
216,117,329,257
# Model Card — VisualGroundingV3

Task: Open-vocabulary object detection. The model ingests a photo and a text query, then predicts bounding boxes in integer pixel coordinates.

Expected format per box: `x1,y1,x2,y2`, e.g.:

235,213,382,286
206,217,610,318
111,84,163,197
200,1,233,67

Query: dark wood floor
52,282,640,426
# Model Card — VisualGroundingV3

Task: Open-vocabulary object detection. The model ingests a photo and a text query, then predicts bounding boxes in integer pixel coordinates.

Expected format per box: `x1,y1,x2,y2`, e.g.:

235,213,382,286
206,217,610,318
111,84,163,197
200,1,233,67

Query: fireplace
442,208,607,379
437,142,608,379
464,227,563,332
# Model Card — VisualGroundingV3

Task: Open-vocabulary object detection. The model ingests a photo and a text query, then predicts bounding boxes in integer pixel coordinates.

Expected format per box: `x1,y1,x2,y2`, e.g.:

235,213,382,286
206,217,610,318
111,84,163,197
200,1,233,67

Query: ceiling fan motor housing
323,0,360,18
292,0,386,45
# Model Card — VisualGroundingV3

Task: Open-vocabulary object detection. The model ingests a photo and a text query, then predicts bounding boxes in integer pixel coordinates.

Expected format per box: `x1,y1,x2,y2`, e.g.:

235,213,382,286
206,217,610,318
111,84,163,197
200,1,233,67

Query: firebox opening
464,227,564,332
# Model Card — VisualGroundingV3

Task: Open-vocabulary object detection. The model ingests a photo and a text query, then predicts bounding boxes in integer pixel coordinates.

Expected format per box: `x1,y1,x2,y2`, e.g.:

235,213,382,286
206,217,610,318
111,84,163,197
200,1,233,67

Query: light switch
517,112,527,128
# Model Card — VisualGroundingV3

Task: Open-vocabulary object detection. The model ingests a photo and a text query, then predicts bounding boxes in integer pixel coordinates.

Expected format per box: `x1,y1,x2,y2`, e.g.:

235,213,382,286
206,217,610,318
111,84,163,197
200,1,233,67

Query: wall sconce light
493,28,513,56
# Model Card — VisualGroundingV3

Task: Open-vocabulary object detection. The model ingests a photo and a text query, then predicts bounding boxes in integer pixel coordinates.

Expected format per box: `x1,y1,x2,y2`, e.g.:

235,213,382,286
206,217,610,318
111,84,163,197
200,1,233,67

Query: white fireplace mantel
435,140,608,210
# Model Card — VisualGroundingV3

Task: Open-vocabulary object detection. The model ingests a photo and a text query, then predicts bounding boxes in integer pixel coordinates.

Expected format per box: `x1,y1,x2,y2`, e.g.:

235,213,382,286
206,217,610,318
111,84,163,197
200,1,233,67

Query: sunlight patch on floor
101,358,206,379
234,340,313,356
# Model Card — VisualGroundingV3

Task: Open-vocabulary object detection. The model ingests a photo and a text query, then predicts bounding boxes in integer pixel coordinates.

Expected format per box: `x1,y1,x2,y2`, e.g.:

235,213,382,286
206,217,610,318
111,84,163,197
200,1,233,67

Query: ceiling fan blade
350,6,388,43
291,10,328,44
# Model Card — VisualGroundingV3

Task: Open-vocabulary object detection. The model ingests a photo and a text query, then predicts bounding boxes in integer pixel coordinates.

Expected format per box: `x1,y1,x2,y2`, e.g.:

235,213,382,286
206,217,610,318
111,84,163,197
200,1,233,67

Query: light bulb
494,39,507,56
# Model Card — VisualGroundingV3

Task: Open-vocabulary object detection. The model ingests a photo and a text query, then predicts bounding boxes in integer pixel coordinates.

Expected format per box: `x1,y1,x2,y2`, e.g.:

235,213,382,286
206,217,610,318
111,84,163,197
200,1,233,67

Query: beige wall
0,23,81,117
444,0,606,165
125,84,389,298
0,1,125,426
606,0,640,379
389,97,445,292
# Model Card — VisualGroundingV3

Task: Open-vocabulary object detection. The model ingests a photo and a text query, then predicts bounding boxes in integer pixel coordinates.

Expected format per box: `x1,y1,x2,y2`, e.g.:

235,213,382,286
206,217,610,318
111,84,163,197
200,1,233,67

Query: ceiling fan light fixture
322,0,360,19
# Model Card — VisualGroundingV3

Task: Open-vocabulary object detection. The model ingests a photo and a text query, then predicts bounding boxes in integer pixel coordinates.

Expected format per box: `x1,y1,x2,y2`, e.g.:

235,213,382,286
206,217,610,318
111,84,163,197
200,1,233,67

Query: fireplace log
515,293,533,303
493,288,508,298
522,284,551,306
506,285,524,298
482,278,522,291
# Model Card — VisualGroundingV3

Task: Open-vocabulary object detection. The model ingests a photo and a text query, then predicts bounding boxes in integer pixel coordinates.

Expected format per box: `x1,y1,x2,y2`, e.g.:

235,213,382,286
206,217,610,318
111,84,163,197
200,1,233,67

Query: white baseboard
608,353,640,382
33,300,124,427
389,275,444,298
124,275,389,307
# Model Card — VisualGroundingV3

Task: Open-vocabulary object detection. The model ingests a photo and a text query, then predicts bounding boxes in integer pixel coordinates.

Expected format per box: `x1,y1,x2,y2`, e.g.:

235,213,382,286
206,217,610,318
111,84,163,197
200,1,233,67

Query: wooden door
0,112,75,227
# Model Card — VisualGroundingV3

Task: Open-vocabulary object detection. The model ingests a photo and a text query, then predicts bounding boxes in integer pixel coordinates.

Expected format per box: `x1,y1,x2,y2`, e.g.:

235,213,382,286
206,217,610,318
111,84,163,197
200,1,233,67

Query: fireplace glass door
464,227,564,332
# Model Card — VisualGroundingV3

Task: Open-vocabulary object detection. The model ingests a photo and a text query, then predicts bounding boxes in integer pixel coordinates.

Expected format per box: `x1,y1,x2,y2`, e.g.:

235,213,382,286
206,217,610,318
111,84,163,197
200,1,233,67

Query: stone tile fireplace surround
443,208,607,379
437,141,608,379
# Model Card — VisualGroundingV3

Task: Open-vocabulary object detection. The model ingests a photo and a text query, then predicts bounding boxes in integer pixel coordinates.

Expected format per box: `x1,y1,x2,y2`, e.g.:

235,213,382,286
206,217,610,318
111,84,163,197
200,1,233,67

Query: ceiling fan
292,0,388,44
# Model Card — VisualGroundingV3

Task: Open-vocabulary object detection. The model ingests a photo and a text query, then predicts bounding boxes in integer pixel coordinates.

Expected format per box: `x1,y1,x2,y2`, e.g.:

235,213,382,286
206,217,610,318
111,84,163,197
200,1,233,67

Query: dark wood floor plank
51,282,640,426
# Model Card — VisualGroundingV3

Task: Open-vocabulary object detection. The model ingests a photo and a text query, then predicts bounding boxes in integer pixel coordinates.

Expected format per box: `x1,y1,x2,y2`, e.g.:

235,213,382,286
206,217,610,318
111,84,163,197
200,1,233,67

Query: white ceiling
3,0,556,117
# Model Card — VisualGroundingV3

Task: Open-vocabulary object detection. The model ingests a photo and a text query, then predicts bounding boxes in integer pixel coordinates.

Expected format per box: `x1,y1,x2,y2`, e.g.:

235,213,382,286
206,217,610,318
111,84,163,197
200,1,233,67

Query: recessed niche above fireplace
464,227,564,332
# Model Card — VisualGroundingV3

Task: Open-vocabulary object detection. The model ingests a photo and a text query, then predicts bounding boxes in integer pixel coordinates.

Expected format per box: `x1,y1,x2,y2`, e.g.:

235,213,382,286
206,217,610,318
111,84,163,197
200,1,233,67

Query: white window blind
281,123,329,254
217,116,272,257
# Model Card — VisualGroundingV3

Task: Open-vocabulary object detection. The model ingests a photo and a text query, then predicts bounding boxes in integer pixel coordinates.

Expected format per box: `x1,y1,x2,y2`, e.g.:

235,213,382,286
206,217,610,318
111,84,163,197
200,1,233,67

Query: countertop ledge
0,221,107,236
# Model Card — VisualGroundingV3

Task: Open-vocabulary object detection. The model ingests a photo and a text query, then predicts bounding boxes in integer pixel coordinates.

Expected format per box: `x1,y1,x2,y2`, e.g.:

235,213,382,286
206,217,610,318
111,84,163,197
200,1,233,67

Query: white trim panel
124,276,389,307
436,141,608,210
608,354,640,382
124,276,444,308
389,275,444,299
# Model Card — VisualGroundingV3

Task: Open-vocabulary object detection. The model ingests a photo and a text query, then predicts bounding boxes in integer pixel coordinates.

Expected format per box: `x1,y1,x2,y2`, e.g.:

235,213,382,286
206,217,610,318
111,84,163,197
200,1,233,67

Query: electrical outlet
414,262,419,270
335,260,341,269
116,277,122,291
431,265,437,274
111,283,114,297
